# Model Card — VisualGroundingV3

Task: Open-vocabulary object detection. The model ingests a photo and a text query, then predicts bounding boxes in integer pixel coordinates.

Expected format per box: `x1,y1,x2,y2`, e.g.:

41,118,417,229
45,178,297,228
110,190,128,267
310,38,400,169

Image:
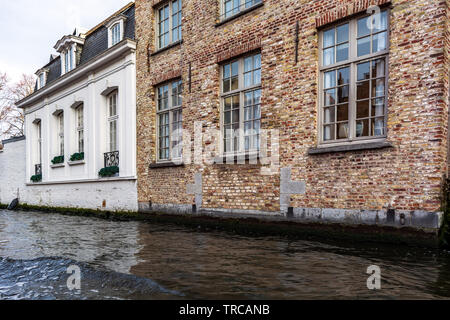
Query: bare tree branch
0,72,35,139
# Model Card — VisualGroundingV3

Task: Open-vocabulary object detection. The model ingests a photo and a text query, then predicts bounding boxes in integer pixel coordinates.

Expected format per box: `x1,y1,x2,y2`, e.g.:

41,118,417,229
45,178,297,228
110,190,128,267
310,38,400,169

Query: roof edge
85,2,135,37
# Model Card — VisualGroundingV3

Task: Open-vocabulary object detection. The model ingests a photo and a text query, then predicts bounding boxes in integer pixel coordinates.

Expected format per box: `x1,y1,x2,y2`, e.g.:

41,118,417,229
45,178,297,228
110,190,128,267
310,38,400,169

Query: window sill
308,141,393,155
149,161,184,169
215,2,264,27
150,40,183,57
50,163,65,169
68,160,85,166
214,153,263,164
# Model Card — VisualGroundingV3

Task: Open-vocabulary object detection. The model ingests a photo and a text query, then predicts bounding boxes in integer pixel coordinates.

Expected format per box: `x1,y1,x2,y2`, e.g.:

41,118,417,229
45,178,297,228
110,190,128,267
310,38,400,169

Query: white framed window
76,105,84,153
63,46,75,74
36,121,42,164
319,10,389,144
108,92,118,152
156,0,182,50
57,112,64,156
157,79,183,161
38,73,45,89
221,0,262,20
111,23,121,46
221,52,261,154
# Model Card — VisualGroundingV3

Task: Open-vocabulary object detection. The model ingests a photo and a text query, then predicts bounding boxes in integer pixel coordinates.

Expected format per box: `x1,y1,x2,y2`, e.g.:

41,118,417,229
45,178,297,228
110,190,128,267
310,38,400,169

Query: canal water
0,209,450,300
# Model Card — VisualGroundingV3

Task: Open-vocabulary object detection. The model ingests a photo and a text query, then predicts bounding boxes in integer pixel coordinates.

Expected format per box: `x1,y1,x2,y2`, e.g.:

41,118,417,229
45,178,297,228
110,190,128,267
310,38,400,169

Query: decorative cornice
54,35,85,53
315,0,391,28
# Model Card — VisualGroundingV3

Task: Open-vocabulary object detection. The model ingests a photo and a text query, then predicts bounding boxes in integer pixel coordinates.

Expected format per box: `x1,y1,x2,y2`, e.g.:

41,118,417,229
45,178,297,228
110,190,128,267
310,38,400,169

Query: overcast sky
0,0,133,83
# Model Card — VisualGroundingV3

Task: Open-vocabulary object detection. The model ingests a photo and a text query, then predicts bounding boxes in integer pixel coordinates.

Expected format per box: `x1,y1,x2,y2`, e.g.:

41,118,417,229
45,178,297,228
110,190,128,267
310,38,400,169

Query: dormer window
111,23,121,46
106,15,127,48
54,34,85,76
35,68,49,90
64,46,75,73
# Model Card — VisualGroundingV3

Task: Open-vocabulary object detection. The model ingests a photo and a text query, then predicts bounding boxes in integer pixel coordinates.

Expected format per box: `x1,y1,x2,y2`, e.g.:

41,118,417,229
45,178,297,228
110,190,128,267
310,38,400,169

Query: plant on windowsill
98,166,119,177
70,152,84,162
30,174,42,183
51,155,64,165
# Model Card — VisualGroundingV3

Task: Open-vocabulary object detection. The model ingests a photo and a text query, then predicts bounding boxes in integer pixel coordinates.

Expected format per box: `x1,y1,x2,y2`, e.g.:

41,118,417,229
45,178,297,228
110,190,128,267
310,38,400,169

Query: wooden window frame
156,79,183,163
156,0,182,50
220,52,262,156
318,9,390,146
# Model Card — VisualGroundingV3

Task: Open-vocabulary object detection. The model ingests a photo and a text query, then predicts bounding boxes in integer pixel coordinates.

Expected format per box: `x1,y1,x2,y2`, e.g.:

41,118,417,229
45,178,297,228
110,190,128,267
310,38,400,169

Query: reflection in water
0,210,450,300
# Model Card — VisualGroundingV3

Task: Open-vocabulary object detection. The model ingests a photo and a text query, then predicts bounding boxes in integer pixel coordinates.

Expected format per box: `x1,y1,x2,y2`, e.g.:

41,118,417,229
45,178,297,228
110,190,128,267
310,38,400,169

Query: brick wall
135,0,449,214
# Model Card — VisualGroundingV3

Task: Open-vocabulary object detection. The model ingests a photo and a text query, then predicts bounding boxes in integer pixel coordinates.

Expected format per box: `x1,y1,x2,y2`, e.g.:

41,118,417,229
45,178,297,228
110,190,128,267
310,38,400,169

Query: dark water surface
0,209,449,300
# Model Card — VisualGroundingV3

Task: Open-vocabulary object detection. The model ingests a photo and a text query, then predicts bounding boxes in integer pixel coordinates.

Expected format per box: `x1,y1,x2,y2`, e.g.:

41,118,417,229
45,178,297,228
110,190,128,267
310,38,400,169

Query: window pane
323,29,335,48
372,58,385,78
324,71,336,89
357,36,371,57
338,86,349,103
336,24,349,43
358,16,371,37
224,64,231,78
374,11,388,32
336,43,349,62
337,67,350,85
231,62,239,76
323,107,335,124
337,123,349,139
244,57,252,72
372,98,385,117
337,104,348,122
231,76,239,91
254,54,261,69
325,89,336,106
357,62,371,81
356,119,369,137
224,97,232,110
323,47,335,66
357,100,370,119
324,125,335,141
254,69,261,85
224,111,231,124
372,118,385,136
223,80,231,93
244,73,252,87
372,78,385,97
357,81,370,100
373,31,387,53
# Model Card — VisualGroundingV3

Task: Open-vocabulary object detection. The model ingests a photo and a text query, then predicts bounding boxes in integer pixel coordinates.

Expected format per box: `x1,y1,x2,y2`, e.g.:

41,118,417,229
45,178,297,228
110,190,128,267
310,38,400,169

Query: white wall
0,139,26,205
0,138,137,212
22,180,138,212
14,42,138,212
24,51,137,183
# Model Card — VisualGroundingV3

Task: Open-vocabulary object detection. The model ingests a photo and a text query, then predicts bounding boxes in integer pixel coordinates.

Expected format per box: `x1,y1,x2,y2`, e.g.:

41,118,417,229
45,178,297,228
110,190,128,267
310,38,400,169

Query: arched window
111,23,121,46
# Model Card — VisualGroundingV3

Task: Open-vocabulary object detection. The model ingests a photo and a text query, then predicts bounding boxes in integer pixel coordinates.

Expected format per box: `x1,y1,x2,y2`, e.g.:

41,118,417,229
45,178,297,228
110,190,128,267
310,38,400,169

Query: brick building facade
135,0,450,231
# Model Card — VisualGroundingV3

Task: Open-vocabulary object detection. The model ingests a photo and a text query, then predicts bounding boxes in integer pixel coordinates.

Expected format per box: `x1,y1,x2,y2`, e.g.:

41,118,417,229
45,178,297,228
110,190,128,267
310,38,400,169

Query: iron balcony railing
104,151,119,168
35,164,42,176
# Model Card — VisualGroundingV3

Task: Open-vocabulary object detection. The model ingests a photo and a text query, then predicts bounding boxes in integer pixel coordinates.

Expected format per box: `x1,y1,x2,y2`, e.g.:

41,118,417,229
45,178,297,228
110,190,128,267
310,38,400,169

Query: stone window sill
150,40,183,57
68,160,85,166
149,161,184,169
215,2,264,27
308,141,393,155
50,163,65,169
214,153,263,164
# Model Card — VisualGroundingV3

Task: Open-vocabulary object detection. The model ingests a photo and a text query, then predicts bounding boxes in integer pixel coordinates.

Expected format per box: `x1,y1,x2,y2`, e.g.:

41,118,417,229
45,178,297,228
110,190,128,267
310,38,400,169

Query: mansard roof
33,2,135,92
